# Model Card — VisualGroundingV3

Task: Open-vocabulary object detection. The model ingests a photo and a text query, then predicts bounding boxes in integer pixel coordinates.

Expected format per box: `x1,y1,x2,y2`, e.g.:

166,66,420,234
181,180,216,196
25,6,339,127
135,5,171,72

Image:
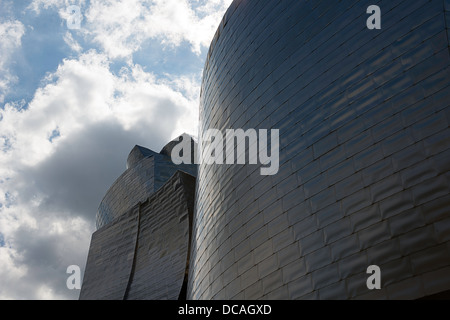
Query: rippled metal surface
96,143,197,229
188,0,450,300
80,171,196,300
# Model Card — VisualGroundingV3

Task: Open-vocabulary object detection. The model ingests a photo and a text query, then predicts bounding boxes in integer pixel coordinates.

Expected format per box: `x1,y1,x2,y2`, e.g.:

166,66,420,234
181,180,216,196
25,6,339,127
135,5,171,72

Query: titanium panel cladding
96,156,156,229
188,0,450,300
97,142,197,229
125,171,196,300
80,171,196,300
79,206,140,300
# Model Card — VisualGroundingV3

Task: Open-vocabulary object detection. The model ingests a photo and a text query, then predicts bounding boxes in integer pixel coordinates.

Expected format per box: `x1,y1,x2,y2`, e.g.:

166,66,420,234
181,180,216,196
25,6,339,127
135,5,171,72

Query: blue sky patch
0,233,5,247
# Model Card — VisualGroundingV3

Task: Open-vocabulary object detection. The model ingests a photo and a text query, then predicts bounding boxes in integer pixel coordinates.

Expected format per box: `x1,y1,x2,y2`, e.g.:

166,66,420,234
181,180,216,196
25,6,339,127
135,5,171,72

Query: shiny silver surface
80,170,196,300
188,0,450,300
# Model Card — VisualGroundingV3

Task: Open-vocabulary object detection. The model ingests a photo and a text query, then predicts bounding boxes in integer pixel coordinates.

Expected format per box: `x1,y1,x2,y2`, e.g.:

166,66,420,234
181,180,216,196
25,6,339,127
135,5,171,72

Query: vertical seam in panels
123,203,142,300
178,173,194,300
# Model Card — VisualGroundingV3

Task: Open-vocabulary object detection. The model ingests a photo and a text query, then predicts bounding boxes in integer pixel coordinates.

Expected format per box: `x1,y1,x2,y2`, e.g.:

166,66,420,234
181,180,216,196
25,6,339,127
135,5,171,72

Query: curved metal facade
96,155,155,229
125,171,196,300
188,0,450,299
80,170,196,300
97,143,197,229
81,138,197,300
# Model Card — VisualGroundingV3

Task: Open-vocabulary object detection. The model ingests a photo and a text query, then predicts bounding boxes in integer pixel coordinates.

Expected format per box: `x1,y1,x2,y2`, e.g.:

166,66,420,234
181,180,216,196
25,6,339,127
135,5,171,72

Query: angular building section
124,171,196,300
187,0,450,300
80,206,140,300
80,136,197,300
97,138,197,229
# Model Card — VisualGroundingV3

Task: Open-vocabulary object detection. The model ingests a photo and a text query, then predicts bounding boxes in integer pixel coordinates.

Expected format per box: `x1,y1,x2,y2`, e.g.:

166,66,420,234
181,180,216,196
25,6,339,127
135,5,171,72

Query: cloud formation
29,0,232,59
0,49,201,297
89,0,230,57
0,19,25,103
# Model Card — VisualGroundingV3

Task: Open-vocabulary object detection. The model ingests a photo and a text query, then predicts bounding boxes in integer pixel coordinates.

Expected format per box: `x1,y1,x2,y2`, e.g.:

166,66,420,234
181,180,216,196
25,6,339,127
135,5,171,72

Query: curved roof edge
126,145,158,169
160,133,197,158
201,0,242,94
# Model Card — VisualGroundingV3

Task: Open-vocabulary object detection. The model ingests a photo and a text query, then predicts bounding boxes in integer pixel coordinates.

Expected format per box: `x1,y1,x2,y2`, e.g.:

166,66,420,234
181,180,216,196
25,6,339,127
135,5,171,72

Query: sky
0,0,232,300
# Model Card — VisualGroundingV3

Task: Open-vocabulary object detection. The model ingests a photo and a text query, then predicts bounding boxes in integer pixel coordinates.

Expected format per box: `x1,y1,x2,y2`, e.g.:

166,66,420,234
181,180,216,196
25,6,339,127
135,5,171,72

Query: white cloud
0,49,200,299
87,0,232,58
0,215,92,299
0,247,28,300
0,19,25,104
1,50,198,165
27,0,88,15
63,31,82,52
1,51,113,167
28,0,232,59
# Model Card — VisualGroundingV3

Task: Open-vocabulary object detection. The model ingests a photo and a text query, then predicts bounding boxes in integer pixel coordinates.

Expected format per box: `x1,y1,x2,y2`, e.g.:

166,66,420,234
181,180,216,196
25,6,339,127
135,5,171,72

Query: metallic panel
79,206,139,300
81,137,197,300
97,143,197,229
125,171,196,300
96,156,155,229
188,0,450,300
80,171,196,300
